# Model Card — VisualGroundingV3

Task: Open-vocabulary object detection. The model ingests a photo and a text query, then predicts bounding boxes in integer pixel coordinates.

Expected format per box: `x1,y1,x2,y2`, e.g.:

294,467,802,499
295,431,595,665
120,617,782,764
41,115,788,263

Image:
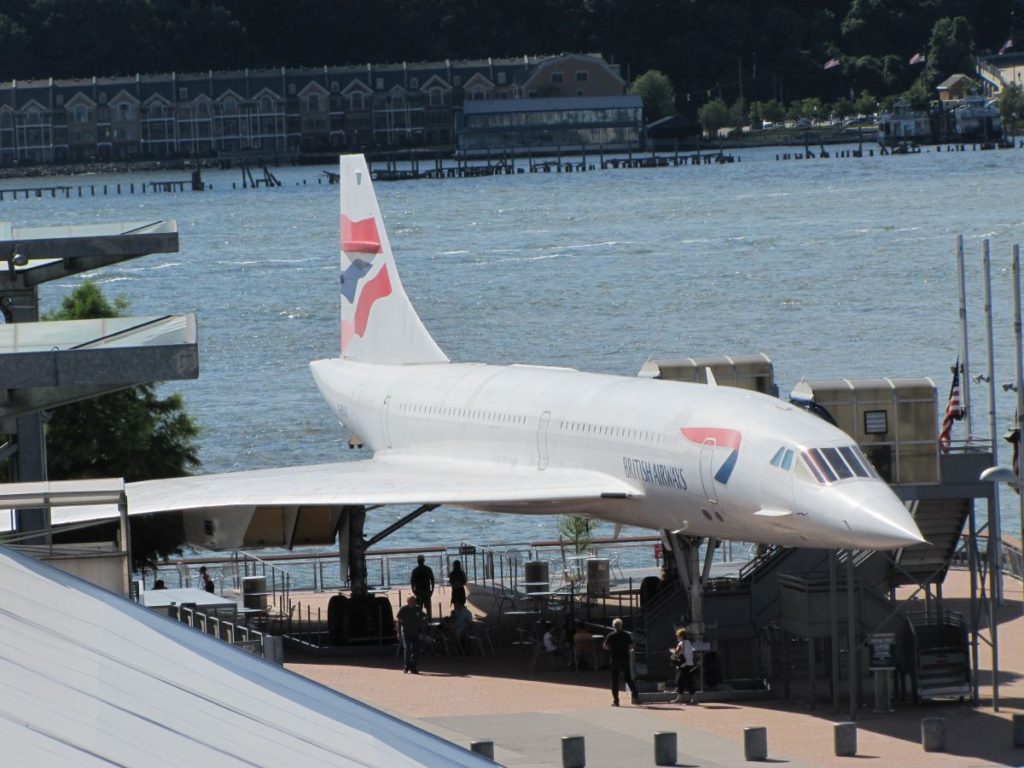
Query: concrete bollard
654,731,677,765
744,726,768,761
561,735,585,768
1013,714,1024,747
834,722,857,756
470,740,494,759
921,717,946,752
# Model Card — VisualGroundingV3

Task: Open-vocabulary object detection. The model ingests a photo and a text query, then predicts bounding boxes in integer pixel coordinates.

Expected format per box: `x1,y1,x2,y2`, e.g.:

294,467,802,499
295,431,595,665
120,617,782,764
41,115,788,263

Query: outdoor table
503,609,541,645
139,587,238,616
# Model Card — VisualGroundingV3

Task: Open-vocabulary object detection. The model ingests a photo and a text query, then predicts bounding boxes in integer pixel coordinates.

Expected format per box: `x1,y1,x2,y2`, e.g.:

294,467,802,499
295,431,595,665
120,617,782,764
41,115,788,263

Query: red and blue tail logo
681,427,742,483
340,214,392,351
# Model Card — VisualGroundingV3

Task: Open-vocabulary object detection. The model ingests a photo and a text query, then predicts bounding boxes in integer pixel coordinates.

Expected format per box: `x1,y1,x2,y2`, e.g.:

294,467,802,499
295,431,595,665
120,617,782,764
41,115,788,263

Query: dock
365,148,739,181
0,169,207,200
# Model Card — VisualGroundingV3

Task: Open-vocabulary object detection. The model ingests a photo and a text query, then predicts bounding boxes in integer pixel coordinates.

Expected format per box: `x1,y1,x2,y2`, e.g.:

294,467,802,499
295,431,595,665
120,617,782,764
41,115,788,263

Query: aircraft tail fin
337,154,448,364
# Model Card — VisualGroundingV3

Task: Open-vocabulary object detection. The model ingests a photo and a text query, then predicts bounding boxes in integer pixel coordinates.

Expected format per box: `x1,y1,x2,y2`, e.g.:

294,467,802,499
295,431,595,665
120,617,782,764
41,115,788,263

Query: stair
906,610,971,701
892,499,969,586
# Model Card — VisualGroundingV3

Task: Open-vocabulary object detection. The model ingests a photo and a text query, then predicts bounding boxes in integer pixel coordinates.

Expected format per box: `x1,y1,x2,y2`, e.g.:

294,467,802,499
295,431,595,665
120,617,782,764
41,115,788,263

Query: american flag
909,52,926,66
1000,37,1014,55
938,360,965,454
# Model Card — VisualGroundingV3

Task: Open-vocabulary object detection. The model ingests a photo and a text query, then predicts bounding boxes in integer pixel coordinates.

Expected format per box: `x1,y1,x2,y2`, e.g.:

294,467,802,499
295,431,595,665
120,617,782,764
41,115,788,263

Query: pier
0,136,1021,201
0,170,206,200
366,147,739,181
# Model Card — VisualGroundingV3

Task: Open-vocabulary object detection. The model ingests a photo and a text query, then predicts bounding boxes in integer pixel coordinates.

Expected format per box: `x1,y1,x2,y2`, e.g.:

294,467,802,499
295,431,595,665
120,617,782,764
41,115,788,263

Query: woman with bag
670,627,697,704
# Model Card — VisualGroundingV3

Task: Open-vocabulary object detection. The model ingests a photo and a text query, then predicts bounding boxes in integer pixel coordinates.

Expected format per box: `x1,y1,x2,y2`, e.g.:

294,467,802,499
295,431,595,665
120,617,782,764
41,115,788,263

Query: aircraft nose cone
856,495,926,549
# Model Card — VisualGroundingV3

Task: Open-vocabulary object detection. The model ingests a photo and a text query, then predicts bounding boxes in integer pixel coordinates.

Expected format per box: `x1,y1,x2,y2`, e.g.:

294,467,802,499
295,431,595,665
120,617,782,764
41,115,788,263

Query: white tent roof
0,545,492,767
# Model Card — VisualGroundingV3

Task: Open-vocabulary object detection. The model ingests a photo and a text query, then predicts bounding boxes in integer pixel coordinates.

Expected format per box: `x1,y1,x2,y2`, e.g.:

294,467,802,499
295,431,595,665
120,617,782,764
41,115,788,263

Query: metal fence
151,535,758,600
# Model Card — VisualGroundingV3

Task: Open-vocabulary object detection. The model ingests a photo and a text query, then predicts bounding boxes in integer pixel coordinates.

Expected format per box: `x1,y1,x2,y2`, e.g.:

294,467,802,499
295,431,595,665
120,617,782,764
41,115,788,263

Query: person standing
410,554,436,618
448,559,468,606
671,627,697,704
396,596,424,673
199,566,214,593
602,617,640,706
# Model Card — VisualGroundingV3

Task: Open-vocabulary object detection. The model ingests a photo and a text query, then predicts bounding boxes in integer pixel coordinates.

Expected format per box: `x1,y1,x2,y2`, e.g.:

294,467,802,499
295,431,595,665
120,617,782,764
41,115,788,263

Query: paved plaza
287,570,1024,767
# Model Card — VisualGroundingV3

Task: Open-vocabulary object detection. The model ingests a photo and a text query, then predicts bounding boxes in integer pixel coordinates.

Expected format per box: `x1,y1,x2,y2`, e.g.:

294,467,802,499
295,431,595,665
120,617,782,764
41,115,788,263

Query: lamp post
980,244,1024,615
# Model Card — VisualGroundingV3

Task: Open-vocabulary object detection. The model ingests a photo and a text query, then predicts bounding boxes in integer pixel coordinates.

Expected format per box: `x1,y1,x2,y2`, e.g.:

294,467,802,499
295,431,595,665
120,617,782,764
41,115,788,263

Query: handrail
231,550,292,615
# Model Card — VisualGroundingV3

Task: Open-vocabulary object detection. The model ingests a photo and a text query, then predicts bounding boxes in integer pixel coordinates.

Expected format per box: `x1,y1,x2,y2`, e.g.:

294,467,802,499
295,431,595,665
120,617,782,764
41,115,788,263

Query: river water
9,143,1024,547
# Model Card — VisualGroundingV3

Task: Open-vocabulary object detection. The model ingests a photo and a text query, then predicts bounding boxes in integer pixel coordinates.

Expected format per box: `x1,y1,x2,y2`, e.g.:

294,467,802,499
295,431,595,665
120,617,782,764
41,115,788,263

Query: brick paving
286,571,1024,767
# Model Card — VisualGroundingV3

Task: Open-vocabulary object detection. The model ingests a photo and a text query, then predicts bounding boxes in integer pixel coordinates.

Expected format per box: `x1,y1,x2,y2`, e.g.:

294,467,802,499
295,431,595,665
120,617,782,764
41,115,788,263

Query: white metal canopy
0,545,492,767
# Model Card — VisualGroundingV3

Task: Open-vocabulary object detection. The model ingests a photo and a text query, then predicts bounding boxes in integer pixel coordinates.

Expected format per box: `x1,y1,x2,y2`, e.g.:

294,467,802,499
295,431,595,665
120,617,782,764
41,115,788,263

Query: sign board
868,632,896,670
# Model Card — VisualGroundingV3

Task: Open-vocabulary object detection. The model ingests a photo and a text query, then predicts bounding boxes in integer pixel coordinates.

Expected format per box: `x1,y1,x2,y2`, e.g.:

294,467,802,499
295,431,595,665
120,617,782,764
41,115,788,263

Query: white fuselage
310,358,923,550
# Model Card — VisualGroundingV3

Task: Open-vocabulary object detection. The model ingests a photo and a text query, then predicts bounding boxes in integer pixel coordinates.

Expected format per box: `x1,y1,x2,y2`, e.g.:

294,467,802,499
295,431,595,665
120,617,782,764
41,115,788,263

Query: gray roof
0,544,491,767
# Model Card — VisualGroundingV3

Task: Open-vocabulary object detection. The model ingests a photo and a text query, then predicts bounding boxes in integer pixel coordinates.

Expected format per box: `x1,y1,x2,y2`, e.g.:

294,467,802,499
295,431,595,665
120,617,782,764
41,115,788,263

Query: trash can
242,575,268,610
523,560,549,592
587,558,610,596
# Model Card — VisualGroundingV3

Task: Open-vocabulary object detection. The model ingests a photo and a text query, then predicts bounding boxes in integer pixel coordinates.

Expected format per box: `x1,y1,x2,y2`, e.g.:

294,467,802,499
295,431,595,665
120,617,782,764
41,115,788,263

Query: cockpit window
771,447,797,471
820,447,853,480
800,451,829,482
839,445,870,478
798,444,881,484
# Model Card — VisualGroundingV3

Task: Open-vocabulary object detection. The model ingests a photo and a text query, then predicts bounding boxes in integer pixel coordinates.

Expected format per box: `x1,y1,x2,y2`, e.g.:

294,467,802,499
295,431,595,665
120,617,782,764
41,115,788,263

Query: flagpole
957,234,974,439
983,239,1003,604
1012,244,1024,613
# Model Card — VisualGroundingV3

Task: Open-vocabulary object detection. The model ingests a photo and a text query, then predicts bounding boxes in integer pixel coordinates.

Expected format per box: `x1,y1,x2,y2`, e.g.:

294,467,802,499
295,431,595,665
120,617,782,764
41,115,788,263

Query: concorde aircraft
98,154,924,554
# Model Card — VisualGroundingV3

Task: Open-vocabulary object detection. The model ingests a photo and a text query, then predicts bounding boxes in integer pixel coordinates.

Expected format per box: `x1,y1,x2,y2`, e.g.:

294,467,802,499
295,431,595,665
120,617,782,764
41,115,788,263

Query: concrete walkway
287,569,1024,767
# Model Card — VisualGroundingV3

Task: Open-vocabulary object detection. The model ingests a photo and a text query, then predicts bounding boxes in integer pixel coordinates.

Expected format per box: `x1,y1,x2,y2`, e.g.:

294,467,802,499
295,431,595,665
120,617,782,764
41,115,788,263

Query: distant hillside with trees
0,0,1014,120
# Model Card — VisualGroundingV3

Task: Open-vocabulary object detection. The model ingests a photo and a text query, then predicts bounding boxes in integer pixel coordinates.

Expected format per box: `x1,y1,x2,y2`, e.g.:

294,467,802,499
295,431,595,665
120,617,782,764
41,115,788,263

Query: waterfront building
0,53,630,166
877,100,932,146
978,51,1024,95
457,95,643,154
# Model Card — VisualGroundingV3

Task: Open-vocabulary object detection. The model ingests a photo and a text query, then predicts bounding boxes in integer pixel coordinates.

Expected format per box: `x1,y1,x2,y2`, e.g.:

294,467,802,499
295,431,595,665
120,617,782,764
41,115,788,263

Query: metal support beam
701,537,718,583
830,550,840,713
342,505,368,597
365,504,437,549
13,412,48,544
847,554,857,721
968,503,981,705
664,531,706,642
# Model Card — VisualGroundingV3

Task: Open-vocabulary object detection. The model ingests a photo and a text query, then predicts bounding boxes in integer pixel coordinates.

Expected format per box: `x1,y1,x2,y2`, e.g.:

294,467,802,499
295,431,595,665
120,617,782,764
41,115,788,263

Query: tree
854,89,878,116
795,96,825,121
697,98,730,137
628,69,676,123
831,98,855,121
748,100,764,128
761,99,786,124
559,515,594,556
729,96,749,127
999,83,1024,136
923,16,976,90
901,78,932,111
44,281,201,570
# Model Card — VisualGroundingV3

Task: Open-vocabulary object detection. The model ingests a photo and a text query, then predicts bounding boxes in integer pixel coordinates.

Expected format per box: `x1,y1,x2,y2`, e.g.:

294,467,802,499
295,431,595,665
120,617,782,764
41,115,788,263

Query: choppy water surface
10,144,1024,545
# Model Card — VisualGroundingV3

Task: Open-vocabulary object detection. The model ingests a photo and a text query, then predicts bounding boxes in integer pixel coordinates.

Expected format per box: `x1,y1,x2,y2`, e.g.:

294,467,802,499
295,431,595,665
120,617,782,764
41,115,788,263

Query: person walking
410,554,435,618
448,559,468,606
602,617,640,706
671,627,697,704
396,596,424,673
